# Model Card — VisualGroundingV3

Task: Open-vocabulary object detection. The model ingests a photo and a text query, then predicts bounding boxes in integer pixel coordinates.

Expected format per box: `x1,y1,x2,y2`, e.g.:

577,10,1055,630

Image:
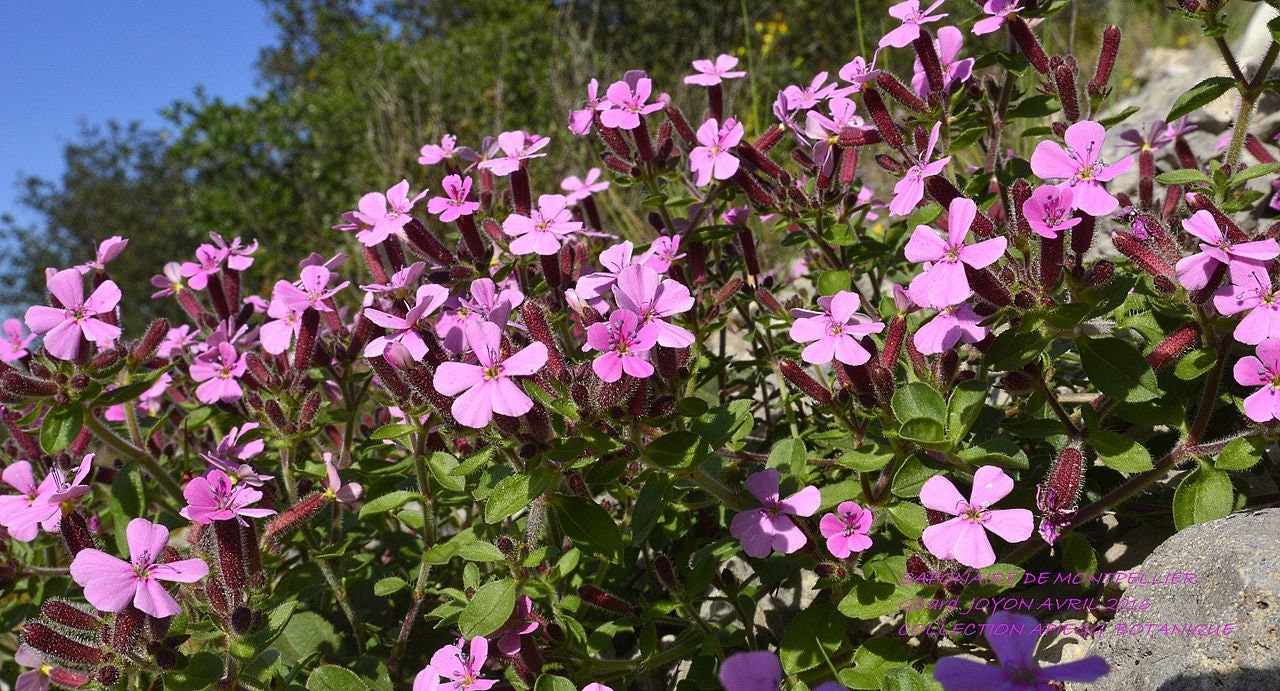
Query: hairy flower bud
1113,231,1176,282
59,510,96,556
754,123,786,152
1040,233,1065,290
875,71,927,111
1088,26,1121,97
1055,63,1081,122
780,358,833,406
262,493,332,553
732,170,774,208
913,30,946,95
663,102,697,147
1147,323,1202,370
96,665,121,687
965,266,1013,307
213,519,249,595
293,308,320,372
1037,445,1085,544
737,140,786,180
862,88,905,151
814,562,848,579
578,585,634,615
22,622,103,667
130,318,170,365
109,606,145,655
368,355,412,403
594,110,633,159
0,370,58,399
403,218,456,266
653,553,680,591
41,600,102,632
1009,17,1050,74
511,167,533,216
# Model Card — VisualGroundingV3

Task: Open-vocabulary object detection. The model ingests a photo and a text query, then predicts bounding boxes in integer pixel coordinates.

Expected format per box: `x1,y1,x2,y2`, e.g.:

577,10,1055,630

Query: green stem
84,413,184,510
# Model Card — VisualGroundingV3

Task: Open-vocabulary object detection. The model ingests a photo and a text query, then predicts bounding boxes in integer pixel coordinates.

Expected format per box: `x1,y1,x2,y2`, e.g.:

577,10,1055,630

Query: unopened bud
109,606,145,655
780,359,833,406
1147,324,1201,370
654,553,680,591
131,319,170,365
22,622,103,667
913,30,945,94
1113,232,1176,282
863,89,905,151
814,562,848,579
262,493,332,552
60,510,96,556
1,370,58,399
1088,26,1121,97
1037,444,1085,544
403,218,455,265
875,71,927,111
1009,17,1050,74
578,585,634,615
41,600,102,632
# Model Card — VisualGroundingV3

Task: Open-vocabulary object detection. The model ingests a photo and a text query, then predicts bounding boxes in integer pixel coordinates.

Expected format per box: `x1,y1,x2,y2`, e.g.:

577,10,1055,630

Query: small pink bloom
690,117,745,187
819,501,873,558
364,284,451,360
274,265,348,314
641,235,685,273
1022,185,1082,239
428,636,497,691
1215,267,1280,345
584,309,659,382
189,341,248,404
1234,340,1280,422
560,168,609,204
180,244,229,291
418,134,474,166
612,264,696,348
69,518,209,618
436,279,524,353
201,423,273,487
685,54,747,86
1,318,35,362
576,241,643,301
150,262,186,299
75,235,129,274
361,262,426,297
157,324,196,358
180,469,276,525
478,130,550,177
914,302,988,354
351,180,429,247
904,197,1008,308
788,291,885,366
934,612,1109,690
890,122,951,217
323,452,363,505
838,54,880,92
730,469,820,558
104,373,171,423
209,233,259,271
1176,209,1280,291
599,77,663,131
782,71,837,111
427,175,480,223
919,466,1033,568
880,0,948,49
494,596,539,655
432,321,548,428
24,268,122,361
15,644,91,691
973,0,1023,35
503,194,582,256
1031,120,1133,217
414,666,442,691
568,79,601,136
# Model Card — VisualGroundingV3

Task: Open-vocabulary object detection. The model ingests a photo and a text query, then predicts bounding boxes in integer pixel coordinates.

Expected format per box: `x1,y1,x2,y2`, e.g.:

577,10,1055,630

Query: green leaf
164,652,224,691
837,639,911,690
767,437,807,479
838,580,914,619
956,439,1029,470
1098,105,1140,129
485,466,555,524
1007,94,1060,119
1166,76,1237,121
1172,463,1234,530
108,463,146,554
553,495,623,557
374,577,407,596
818,269,851,296
1078,336,1162,403
427,452,466,492
881,666,940,691
249,600,299,651
946,381,987,443
452,446,495,476
1154,168,1212,186
358,490,419,519
95,377,165,407
1088,430,1154,473
839,439,895,471
780,606,843,674
890,455,935,498
1229,162,1280,186
898,417,947,449
1059,532,1097,578
984,329,1053,371
1173,348,1216,381
887,502,927,539
1215,436,1264,471
631,474,669,543
306,665,368,691
273,611,340,666
369,423,416,440
459,578,519,638
40,404,83,454
458,541,506,562
891,382,947,423
643,430,714,469
533,675,578,691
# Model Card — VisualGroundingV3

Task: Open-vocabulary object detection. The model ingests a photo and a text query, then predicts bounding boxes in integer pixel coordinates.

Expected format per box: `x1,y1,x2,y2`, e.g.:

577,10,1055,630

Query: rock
1079,509,1280,690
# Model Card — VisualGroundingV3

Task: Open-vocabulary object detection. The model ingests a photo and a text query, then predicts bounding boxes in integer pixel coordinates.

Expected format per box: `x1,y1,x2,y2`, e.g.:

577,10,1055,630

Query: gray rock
1080,509,1280,690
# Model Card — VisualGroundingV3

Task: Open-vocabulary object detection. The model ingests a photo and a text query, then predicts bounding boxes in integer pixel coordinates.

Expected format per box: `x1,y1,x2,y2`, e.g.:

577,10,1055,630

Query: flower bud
1112,231,1176,282
913,30,946,94
732,170,775,208
96,665,121,687
368,355,412,403
263,493,332,553
206,273,231,322
578,585,634,615
109,606,145,655
737,140,786,181
41,600,102,632
1036,445,1085,545
1147,324,1202,370
754,123,786,152
0,370,58,399
594,111,633,159
1088,26,1121,97
814,562,848,579
874,71,927,111
965,266,1013,307
511,167,533,216
1039,232,1065,290
875,153,905,174
1009,17,1050,74
862,88,905,151
1055,63,1081,123
838,147,859,188
231,606,254,635
664,102,697,146
130,318,170,365
404,218,456,265
22,622,103,667
837,127,881,148
1083,259,1115,288
60,510,96,556
293,308,320,372
213,519,249,594
780,359,833,406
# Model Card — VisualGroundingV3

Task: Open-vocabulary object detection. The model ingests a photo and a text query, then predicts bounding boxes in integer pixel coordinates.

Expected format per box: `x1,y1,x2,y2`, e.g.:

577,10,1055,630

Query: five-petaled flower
934,612,1110,690
433,321,548,429
1030,120,1133,217
25,268,122,361
584,308,659,382
904,197,1008,308
1214,266,1280,345
1022,185,1082,239
427,175,481,223
890,122,952,217
730,469,821,558
190,341,249,404
788,291,885,366
690,117,745,187
1176,209,1279,291
1234,340,1280,423
561,168,610,204
599,77,664,131
880,0,948,48
351,179,429,247
914,302,989,355
1,318,35,362
612,264,696,348
364,284,451,360
503,194,583,256
819,501,874,559
69,518,209,618
426,636,497,690
972,0,1024,36
478,130,550,177
180,469,277,525
919,466,1034,568
685,54,747,86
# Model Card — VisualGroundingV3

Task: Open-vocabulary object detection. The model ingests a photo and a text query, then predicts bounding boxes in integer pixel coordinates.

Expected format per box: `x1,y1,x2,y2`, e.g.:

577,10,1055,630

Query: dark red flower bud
875,71,927,111
814,562,848,579
913,30,946,94
578,585,634,615
511,167,533,216
22,622,103,667
109,606,145,655
41,600,102,632
882,316,907,368
95,665,120,687
755,288,784,315
213,519,249,594
130,319,170,365
293,308,320,372
1009,17,1050,74
263,493,332,553
706,82,724,122
382,236,407,272
1113,231,1176,282
1084,260,1115,288
732,170,775,208
663,103,697,147
875,153,905,174
231,606,254,635
368,355,412,402
403,218,456,265
754,123,786,152
965,266,1013,306
1088,26,1121,97
1174,137,1198,170
521,301,567,380
790,147,817,173
60,510,96,556
1037,444,1085,544
1040,232,1065,290
869,363,897,408
1147,324,1202,369
594,110,633,159
862,89,905,151
1,370,58,399
780,359,833,406
601,153,636,176
737,140,786,180
206,273,231,322
654,553,680,591
362,245,391,284
1055,63,1081,122
455,214,488,261
1139,149,1155,207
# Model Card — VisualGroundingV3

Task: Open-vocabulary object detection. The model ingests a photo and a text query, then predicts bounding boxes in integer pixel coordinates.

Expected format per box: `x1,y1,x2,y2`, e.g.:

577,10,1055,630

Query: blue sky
0,2,275,224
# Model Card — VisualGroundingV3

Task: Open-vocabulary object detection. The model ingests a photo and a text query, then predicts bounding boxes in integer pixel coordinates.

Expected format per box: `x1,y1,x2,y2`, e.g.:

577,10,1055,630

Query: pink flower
690,117,745,187
363,284,451,360
914,303,988,354
584,309,659,382
157,324,196,358
972,0,1023,35
180,244,229,290
180,469,276,525
919,466,1033,568
494,596,539,655
503,194,582,256
419,134,474,166
190,341,248,404
934,612,1109,690
259,302,302,356
436,279,524,353
641,235,685,273
788,291,885,366
427,636,497,690
413,667,442,691
24,268,122,361
14,644,91,691
911,26,975,96
1234,340,1280,422
0,455,92,542
201,423,273,487
150,262,186,298
432,321,548,428
1,318,35,362
1030,120,1133,217
323,452,363,505
69,518,209,618
904,197,1008,308
599,77,663,131
575,241,644,301
1176,209,1280,291
427,175,480,223
880,0,948,49
568,79,602,136
1214,268,1280,345
805,97,873,172
75,235,129,274
583,685,614,691
819,501,873,558
730,469,821,558
361,262,426,297
478,130,550,177
274,265,348,313
209,233,259,271
1022,185,1081,239
685,54,747,86
352,179,429,247
838,54,880,92
612,264,696,348
560,168,610,204
782,71,837,111
889,122,951,217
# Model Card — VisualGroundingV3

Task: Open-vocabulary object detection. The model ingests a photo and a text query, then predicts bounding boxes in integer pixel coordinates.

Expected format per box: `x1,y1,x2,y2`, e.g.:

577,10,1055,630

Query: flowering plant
2,1,1278,689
